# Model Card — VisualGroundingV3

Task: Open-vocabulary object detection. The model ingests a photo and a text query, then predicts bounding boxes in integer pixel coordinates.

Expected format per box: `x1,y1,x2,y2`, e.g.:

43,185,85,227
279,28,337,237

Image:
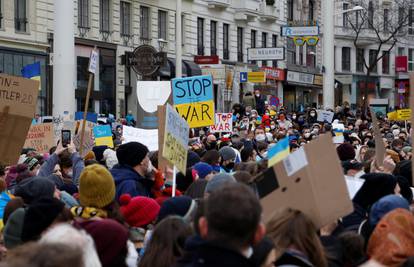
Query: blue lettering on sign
93,125,112,138
172,75,214,105
240,72,248,83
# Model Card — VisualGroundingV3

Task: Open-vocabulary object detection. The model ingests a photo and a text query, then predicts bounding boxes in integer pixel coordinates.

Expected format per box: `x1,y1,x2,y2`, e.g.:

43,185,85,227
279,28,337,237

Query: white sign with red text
210,113,233,133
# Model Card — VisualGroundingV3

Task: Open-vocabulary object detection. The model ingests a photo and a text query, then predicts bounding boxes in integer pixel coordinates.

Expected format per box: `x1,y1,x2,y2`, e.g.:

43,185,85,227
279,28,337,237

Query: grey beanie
205,173,236,194
219,146,236,161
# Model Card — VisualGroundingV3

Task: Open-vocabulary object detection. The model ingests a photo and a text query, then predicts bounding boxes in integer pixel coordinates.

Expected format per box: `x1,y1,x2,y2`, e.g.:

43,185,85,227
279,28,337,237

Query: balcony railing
234,0,261,21
205,0,231,9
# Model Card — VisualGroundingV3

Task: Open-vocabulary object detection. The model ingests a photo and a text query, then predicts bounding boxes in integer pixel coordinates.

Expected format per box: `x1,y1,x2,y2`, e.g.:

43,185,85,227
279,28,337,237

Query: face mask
265,113,269,116
310,112,316,117
304,133,311,138
256,134,266,142
208,141,217,149
66,170,73,178
292,115,297,120
225,162,235,170
255,94,260,97
270,125,276,130
312,129,319,135
146,160,153,174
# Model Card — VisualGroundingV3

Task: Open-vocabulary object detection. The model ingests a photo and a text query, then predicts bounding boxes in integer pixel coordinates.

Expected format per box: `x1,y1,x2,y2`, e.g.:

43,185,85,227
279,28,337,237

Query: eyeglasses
293,36,319,46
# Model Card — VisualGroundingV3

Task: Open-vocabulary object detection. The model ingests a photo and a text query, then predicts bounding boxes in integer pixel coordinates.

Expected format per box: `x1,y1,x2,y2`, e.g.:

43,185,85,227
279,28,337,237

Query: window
369,49,378,73
382,51,389,74
299,47,303,65
120,1,131,36
158,10,167,40
287,38,296,64
251,30,256,48
100,0,110,33
197,17,204,55
368,1,374,29
399,7,405,33
307,45,316,68
223,23,229,60
398,47,405,56
140,6,150,40
409,9,414,35
409,49,414,71
262,32,268,66
356,48,364,72
78,0,89,29
342,47,351,71
287,0,294,21
15,0,27,32
355,9,360,28
383,8,389,32
210,21,217,55
272,34,277,67
237,27,243,62
309,0,314,21
343,3,349,27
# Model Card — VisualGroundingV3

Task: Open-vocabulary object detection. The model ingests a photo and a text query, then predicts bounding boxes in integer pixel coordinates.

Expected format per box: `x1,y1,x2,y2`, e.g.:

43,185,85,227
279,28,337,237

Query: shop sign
313,74,323,86
131,45,160,76
247,48,285,61
254,85,277,95
194,55,219,64
396,56,408,72
286,71,314,85
201,66,225,82
281,26,319,37
335,75,353,85
247,72,266,83
260,67,285,81
380,77,394,89
396,80,409,94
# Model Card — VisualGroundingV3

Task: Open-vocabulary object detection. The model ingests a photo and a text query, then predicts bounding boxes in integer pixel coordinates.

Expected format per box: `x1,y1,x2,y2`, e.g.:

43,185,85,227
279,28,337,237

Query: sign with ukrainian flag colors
268,137,290,167
93,125,114,148
21,62,41,90
172,75,215,128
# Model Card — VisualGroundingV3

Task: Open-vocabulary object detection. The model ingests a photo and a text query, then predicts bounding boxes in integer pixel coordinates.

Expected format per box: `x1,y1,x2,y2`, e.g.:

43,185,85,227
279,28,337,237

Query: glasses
293,36,319,46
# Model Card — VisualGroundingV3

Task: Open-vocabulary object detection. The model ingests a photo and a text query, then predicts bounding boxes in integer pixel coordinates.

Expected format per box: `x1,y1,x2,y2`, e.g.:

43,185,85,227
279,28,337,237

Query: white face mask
270,125,276,130
304,133,311,138
292,115,297,120
147,160,153,174
256,134,266,142
255,94,260,97
310,112,316,117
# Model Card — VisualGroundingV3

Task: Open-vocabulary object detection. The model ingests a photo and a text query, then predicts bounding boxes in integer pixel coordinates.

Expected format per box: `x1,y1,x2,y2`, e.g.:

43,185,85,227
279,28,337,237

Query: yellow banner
95,136,114,148
397,109,411,120
174,100,215,128
248,72,266,83
387,111,397,120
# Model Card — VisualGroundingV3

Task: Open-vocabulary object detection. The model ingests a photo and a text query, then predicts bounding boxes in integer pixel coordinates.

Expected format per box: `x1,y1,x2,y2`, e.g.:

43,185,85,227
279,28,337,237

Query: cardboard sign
247,72,266,83
370,107,385,165
172,75,215,128
93,125,114,148
387,111,398,121
162,104,189,173
397,109,411,120
122,126,158,152
0,74,39,164
317,110,334,123
23,123,55,154
210,113,233,133
88,49,99,74
257,134,353,228
73,120,95,157
410,73,414,186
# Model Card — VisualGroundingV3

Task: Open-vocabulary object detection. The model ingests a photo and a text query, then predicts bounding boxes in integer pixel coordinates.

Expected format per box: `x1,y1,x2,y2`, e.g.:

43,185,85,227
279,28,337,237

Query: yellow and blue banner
93,125,114,148
21,62,41,90
268,137,290,167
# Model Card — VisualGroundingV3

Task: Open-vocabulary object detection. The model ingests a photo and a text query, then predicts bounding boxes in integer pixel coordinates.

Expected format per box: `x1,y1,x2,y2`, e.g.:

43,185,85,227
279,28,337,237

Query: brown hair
266,208,328,267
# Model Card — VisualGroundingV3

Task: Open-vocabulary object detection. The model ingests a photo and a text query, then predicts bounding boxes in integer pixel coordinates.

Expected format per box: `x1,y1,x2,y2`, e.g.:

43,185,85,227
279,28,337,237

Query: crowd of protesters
0,89,414,266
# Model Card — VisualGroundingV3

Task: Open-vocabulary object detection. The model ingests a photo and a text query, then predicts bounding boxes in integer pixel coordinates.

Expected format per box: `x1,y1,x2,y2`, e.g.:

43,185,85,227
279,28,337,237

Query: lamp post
322,3,364,109
176,0,182,78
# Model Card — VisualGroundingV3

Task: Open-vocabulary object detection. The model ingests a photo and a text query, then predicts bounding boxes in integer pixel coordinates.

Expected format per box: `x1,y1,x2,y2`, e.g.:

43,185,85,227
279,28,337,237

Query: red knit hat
119,194,160,227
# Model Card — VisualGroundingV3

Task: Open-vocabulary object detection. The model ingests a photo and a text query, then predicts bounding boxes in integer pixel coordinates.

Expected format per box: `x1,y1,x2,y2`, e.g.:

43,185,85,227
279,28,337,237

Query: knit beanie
14,177,55,204
219,146,237,161
336,143,356,161
157,196,197,223
21,198,65,242
78,219,129,267
79,164,115,208
119,194,160,228
92,145,108,163
103,149,118,169
84,150,96,161
205,173,236,194
187,151,201,168
193,162,213,179
116,142,149,167
3,208,26,249
369,195,410,226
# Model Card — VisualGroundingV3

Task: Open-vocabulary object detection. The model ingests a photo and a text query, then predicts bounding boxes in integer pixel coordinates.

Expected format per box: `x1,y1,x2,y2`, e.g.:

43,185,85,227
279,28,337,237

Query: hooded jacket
110,164,154,200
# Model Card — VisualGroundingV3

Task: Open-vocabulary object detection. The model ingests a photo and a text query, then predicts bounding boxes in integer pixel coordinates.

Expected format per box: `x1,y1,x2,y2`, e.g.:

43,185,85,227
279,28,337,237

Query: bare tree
345,0,411,110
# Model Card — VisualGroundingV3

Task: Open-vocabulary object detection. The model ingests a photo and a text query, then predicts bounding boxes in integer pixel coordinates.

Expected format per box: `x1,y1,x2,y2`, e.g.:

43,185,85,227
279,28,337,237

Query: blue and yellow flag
268,137,290,167
21,61,41,90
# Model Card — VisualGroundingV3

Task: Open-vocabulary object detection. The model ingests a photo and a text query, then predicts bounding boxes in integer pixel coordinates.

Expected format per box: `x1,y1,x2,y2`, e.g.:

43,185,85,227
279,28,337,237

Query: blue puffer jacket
110,164,154,200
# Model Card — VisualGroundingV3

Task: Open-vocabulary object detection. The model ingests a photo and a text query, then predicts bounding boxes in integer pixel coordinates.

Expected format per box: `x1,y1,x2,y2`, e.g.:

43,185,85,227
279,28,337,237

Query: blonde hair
266,208,328,267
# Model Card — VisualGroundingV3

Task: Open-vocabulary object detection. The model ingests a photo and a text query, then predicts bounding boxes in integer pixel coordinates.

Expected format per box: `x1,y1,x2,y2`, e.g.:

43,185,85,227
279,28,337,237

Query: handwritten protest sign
172,75,215,128
93,125,114,148
0,74,39,164
162,104,189,173
317,110,334,123
24,123,55,153
122,126,158,152
397,109,411,120
73,120,95,157
210,113,233,133
332,121,344,144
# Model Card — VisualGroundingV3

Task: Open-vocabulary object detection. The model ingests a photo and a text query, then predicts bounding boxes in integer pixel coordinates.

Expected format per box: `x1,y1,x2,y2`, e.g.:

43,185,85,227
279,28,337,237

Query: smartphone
61,130,71,148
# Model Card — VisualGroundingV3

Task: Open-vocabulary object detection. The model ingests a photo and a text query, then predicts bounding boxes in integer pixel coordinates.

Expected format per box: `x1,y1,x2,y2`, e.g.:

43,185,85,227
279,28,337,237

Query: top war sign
172,75,215,128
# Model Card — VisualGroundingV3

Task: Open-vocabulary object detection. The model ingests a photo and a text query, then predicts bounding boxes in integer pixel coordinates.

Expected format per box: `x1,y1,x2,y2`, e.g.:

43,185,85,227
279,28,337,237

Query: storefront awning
284,81,322,89
158,58,202,79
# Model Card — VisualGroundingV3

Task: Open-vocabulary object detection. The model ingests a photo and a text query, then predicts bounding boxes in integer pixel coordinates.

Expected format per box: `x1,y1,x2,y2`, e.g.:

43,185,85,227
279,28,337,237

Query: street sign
281,26,319,37
269,96,280,107
248,72,266,83
247,48,285,61
240,72,248,83
88,49,99,74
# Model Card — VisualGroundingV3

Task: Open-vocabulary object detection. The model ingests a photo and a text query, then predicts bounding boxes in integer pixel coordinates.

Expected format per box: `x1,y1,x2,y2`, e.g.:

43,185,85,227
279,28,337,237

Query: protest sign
397,109,411,120
93,125,114,148
137,81,171,113
73,120,95,158
316,110,334,123
75,112,98,123
210,113,233,133
162,104,189,173
122,125,158,152
172,75,215,128
410,72,414,185
256,134,353,228
0,74,39,164
24,123,55,154
332,121,344,144
370,107,385,165
387,111,398,121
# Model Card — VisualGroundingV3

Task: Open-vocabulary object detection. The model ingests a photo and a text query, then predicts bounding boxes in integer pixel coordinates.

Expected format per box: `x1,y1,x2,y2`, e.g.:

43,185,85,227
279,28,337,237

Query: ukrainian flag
268,137,290,167
21,61,41,90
